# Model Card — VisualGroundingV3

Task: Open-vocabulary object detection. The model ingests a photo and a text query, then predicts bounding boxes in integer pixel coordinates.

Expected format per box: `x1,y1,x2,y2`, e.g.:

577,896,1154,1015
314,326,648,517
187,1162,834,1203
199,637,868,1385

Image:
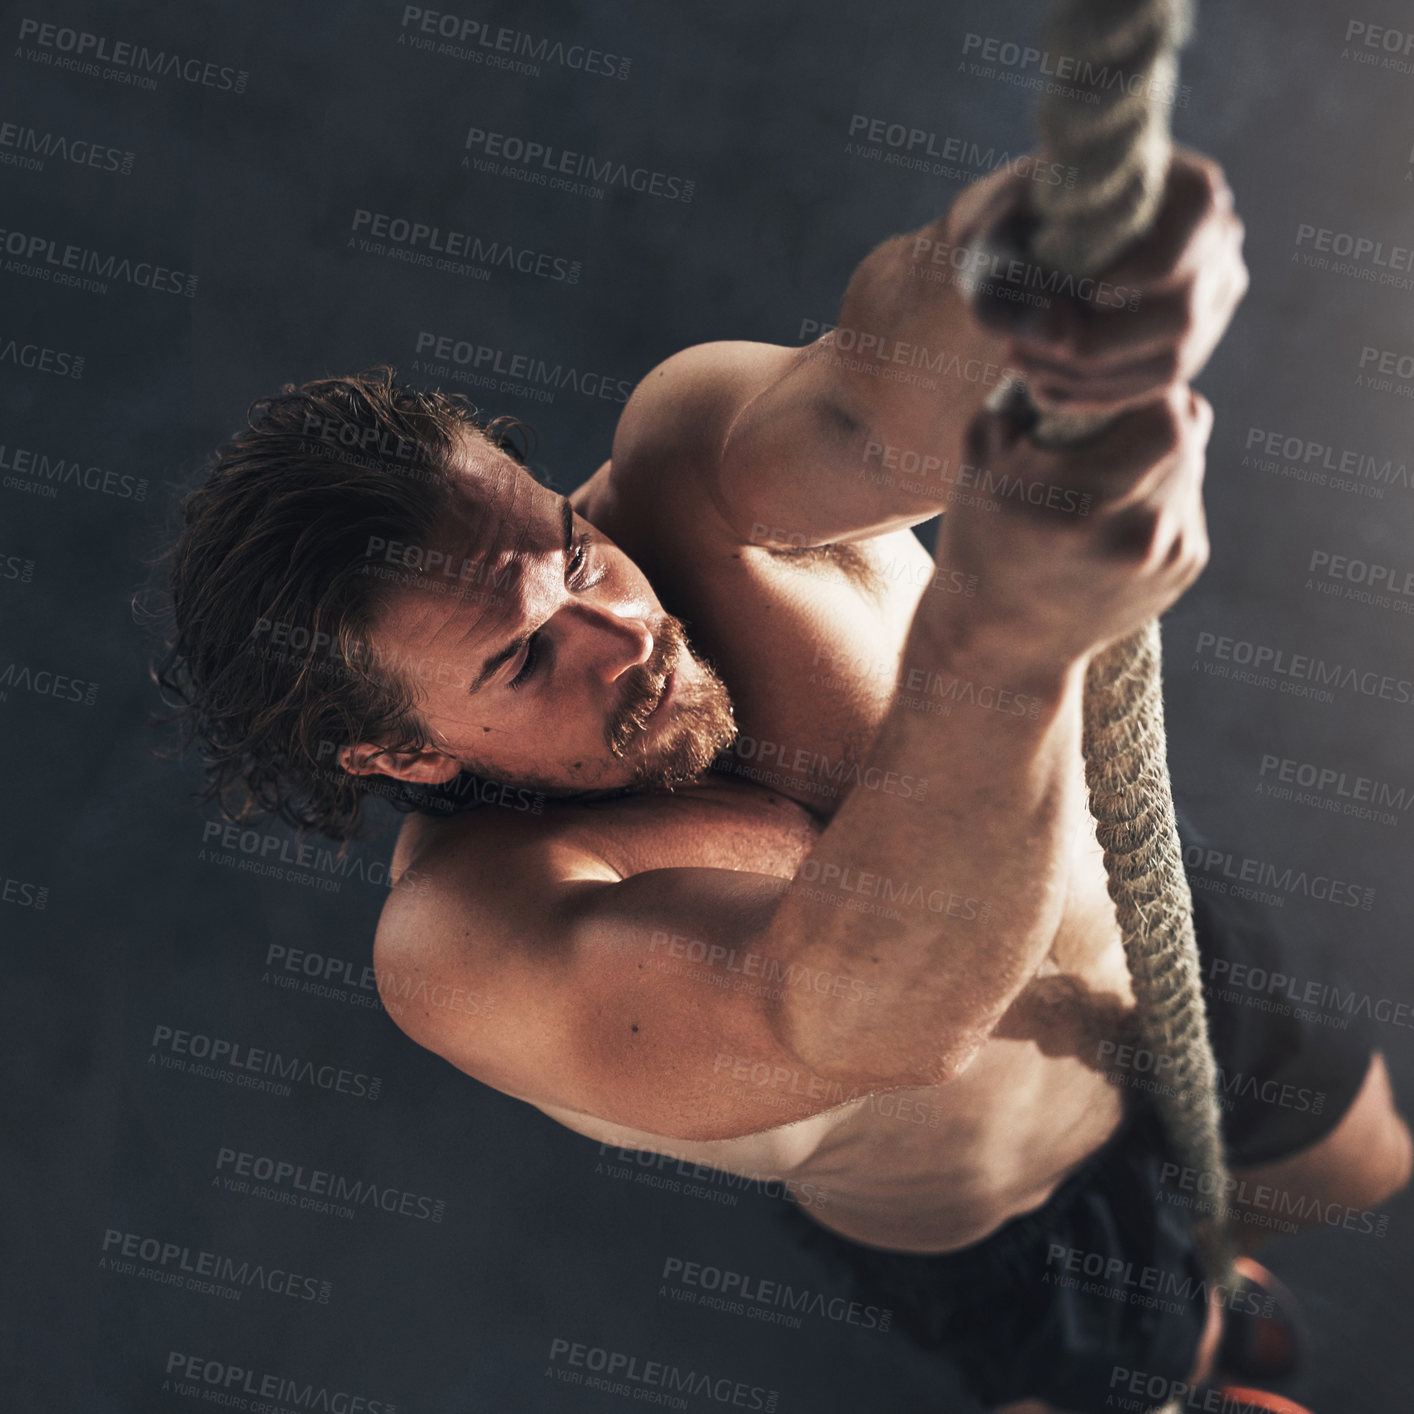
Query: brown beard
605,616,683,756
607,614,737,789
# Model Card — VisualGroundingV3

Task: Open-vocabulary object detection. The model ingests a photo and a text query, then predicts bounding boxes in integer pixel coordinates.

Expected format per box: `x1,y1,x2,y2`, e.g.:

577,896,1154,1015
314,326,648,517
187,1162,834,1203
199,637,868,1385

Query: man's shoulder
386,800,613,898
376,808,609,968
619,340,801,451
606,341,801,505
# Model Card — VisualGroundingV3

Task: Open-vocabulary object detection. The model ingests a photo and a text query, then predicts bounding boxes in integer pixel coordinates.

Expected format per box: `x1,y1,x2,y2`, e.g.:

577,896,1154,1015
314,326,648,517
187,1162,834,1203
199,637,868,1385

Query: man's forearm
746,154,1242,1086
761,594,1090,1086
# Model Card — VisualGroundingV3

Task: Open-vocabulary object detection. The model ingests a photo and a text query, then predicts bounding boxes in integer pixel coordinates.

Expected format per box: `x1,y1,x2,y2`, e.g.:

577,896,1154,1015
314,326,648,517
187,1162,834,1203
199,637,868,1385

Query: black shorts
775,821,1375,1412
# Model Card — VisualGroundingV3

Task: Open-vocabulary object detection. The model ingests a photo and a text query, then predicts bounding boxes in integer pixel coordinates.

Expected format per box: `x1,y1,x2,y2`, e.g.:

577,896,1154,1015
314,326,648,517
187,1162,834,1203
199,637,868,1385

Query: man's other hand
934,385,1214,671
942,147,1248,413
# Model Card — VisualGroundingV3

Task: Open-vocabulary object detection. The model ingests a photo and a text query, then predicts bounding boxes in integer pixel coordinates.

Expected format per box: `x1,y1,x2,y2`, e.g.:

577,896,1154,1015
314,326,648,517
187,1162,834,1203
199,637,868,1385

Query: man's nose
570,601,654,683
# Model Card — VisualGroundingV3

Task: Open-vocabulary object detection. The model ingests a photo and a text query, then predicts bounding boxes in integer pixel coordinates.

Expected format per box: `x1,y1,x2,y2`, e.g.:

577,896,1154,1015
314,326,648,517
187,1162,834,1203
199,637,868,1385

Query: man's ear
337,743,462,784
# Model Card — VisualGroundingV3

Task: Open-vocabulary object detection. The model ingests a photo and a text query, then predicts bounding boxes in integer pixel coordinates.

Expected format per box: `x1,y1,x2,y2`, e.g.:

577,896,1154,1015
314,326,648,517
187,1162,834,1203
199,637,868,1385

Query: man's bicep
607,340,873,549
378,863,887,1142
703,329,955,548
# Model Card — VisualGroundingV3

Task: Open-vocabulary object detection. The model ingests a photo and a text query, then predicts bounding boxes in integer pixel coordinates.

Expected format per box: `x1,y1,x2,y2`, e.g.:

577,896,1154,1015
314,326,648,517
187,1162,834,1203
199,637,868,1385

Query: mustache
606,616,686,756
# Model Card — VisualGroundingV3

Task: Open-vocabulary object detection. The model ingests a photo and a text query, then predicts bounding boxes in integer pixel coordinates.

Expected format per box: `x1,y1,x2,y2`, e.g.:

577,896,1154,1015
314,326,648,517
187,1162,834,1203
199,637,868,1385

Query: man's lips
608,640,682,753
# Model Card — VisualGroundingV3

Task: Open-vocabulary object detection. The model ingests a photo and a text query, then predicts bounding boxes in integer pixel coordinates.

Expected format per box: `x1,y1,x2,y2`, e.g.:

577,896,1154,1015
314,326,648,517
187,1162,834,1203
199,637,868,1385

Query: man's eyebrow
466,500,575,695
468,631,529,695
560,495,575,557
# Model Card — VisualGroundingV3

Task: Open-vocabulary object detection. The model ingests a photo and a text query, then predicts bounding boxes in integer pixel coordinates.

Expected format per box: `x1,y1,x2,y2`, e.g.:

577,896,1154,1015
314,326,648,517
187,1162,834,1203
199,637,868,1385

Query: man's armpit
760,540,879,590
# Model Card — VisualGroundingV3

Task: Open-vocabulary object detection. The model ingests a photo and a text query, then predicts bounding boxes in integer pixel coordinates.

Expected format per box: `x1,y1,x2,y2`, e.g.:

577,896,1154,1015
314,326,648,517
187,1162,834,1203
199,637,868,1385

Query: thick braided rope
1003,0,1234,1338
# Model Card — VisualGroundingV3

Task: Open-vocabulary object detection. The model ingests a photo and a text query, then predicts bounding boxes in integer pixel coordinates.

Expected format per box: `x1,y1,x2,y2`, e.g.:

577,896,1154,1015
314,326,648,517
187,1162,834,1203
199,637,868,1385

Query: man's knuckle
1156,347,1184,383
1188,153,1229,207
1168,519,1208,573
1143,396,1184,451
1104,506,1162,564
1066,325,1099,363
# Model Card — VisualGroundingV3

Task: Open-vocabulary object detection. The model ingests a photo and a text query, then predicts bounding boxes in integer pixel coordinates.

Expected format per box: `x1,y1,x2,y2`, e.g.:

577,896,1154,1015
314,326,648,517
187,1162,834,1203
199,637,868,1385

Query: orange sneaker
1215,1256,1307,1381
1211,1386,1315,1413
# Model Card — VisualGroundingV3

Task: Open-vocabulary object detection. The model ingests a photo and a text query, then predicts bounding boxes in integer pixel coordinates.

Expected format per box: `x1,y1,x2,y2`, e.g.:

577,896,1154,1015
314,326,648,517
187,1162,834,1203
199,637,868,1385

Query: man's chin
502,727,727,802
486,667,737,801
635,677,737,787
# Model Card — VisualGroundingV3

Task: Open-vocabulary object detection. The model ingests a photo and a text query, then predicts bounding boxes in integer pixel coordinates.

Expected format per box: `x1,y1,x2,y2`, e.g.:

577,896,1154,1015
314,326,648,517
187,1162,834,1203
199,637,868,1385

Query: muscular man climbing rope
157,149,1409,1413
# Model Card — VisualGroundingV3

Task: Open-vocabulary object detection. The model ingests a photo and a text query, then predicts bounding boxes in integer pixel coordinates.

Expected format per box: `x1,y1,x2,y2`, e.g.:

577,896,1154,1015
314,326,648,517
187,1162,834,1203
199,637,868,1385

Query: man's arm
763,382,1214,1082
609,150,1244,550
374,832,928,1144
373,660,1076,1144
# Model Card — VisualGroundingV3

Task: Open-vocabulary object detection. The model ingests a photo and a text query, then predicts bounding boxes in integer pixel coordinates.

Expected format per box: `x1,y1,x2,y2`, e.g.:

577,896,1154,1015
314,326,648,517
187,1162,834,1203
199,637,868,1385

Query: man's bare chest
610,514,938,819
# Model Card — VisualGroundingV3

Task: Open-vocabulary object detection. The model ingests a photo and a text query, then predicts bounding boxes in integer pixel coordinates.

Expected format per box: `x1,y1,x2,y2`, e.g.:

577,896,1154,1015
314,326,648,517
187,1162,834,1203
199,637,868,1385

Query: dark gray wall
4,1,1413,1410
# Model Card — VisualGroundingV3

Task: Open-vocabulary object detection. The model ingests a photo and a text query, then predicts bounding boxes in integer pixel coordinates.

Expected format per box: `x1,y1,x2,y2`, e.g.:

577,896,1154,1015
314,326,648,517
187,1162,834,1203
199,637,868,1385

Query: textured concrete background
4,0,1414,1409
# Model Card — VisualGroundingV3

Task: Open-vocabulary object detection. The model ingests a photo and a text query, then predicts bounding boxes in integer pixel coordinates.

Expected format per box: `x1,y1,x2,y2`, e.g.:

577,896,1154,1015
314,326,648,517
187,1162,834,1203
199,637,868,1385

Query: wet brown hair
152,367,532,842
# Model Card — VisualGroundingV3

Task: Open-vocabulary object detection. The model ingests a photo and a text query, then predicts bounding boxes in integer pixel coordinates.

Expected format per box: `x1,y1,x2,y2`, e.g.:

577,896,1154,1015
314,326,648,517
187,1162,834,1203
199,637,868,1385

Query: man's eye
508,633,541,690
568,537,589,584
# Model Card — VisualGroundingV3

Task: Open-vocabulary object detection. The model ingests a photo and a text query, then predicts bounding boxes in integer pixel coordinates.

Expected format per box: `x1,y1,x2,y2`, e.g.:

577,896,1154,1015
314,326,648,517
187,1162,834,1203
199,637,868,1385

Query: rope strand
997,0,1234,1352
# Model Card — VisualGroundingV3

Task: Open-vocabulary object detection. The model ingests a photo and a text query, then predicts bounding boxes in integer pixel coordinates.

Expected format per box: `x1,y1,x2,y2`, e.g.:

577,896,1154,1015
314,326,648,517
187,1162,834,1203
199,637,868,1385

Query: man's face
345,443,736,796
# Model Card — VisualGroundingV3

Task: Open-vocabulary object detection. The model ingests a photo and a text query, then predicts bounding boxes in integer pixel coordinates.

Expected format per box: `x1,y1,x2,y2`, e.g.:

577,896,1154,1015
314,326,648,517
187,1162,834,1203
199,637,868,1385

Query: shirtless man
160,153,1411,1413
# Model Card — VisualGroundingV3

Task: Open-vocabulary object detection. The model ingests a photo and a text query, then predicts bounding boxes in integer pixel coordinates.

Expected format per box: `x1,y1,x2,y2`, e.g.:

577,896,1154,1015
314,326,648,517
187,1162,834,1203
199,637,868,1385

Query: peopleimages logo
15,18,249,92
0,118,134,174
0,438,145,498
215,1146,447,1223
1193,629,1414,707
1258,751,1410,826
349,207,580,282
1045,1244,1271,1320
1341,20,1414,74
1157,1162,1389,1239
101,1228,331,1304
0,226,196,295
958,32,1190,107
1182,840,1375,911
399,6,632,79
462,126,694,202
546,1337,779,1411
595,1140,830,1211
1307,547,1414,615
413,330,633,403
845,113,1076,187
660,1256,891,1332
0,661,99,706
0,335,83,378
199,818,420,894
648,929,879,1005
2,872,47,909
1292,222,1414,290
149,1024,382,1100
161,1353,393,1412
1242,424,1412,497
1207,955,1414,1034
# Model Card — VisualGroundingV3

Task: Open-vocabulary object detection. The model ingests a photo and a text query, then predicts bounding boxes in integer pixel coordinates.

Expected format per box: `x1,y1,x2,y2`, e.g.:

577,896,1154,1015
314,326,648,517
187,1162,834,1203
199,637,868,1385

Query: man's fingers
1011,290,1189,374
966,386,1207,519
1095,391,1211,570
1045,387,1208,502
1000,204,1244,407
1020,350,1184,412
1100,151,1237,292
1020,206,1243,354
